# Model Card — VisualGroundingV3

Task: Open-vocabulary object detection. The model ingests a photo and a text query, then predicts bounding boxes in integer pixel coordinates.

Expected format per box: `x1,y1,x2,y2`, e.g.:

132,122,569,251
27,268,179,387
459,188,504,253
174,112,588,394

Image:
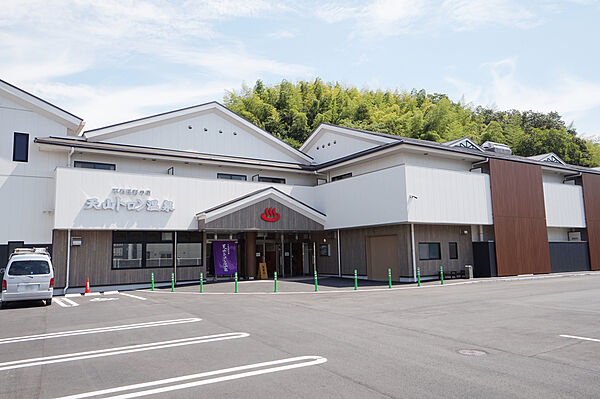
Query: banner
213,241,237,275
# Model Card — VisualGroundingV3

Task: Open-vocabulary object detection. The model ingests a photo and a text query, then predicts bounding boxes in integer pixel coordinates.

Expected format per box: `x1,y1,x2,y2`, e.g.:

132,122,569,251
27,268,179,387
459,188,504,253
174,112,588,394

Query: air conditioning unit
568,232,582,242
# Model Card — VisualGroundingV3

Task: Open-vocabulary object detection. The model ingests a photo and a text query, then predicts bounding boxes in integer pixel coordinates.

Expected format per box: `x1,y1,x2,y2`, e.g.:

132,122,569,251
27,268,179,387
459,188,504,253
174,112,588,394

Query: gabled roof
197,187,326,224
0,79,84,134
528,153,566,165
83,101,312,164
299,123,398,153
443,137,484,152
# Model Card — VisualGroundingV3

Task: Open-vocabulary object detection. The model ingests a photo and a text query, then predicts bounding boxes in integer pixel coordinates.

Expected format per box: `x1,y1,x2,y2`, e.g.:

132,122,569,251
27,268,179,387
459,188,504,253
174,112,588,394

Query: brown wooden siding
414,224,473,277
582,173,600,271
489,159,550,276
52,230,203,288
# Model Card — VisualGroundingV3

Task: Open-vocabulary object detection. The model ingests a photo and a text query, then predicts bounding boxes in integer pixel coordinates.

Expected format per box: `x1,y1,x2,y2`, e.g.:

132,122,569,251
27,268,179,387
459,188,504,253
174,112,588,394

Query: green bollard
171,273,174,292
314,269,318,292
274,271,277,293
440,265,444,285
200,272,203,293
388,268,392,288
417,267,421,287
234,272,238,293
151,272,154,291
354,269,358,290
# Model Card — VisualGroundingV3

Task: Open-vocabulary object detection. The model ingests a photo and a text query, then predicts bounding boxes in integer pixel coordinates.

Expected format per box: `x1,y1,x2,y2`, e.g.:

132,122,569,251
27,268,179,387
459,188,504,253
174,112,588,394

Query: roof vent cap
482,141,512,155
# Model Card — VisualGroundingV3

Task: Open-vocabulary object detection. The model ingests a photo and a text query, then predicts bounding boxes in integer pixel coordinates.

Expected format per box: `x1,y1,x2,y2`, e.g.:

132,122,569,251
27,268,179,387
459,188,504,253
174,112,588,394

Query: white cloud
441,0,540,30
445,57,600,136
314,0,541,37
268,30,296,39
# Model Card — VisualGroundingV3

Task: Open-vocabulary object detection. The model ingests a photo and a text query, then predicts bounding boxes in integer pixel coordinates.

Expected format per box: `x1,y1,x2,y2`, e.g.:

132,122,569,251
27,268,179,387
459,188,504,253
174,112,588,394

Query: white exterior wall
405,165,493,225
0,95,69,243
53,167,316,231
71,152,316,186
304,129,392,164
106,111,304,163
547,227,571,242
313,165,408,229
543,182,586,228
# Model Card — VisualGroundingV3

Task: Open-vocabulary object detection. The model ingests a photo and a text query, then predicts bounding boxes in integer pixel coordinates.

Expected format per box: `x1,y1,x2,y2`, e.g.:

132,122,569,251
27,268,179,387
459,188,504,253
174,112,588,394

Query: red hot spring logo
261,207,280,222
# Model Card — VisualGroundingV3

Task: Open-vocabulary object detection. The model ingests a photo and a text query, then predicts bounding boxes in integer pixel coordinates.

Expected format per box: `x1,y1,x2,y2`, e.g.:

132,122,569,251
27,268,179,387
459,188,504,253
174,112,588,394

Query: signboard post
213,241,238,276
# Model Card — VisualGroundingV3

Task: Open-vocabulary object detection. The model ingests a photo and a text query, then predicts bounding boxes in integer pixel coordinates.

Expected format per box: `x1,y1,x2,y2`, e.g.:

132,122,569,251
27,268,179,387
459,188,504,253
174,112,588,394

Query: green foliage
224,79,599,167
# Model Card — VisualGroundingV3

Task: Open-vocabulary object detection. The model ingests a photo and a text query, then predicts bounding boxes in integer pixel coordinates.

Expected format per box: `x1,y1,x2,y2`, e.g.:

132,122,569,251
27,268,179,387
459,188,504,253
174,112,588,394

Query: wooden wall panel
413,224,474,276
581,173,600,270
489,159,550,276
51,230,68,288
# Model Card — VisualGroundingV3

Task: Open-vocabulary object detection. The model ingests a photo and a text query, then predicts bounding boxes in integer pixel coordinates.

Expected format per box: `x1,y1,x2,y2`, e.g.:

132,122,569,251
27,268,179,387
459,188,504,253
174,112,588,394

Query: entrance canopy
196,187,326,231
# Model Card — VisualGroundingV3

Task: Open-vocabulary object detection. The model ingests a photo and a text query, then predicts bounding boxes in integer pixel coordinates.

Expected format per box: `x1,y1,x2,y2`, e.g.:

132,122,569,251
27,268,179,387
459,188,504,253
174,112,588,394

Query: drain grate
457,349,487,356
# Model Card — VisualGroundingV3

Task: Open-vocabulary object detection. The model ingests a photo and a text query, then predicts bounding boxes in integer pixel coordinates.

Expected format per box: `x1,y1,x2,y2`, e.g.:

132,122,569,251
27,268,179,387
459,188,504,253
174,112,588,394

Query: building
1,79,599,293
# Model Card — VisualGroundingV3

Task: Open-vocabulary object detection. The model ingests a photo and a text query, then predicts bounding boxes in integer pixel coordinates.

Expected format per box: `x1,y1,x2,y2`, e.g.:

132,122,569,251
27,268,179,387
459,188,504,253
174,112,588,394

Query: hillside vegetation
225,79,600,167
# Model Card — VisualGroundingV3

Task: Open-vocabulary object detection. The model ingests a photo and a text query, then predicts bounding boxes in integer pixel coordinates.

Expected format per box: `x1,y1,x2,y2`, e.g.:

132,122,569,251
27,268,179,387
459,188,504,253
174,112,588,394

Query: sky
1,0,600,137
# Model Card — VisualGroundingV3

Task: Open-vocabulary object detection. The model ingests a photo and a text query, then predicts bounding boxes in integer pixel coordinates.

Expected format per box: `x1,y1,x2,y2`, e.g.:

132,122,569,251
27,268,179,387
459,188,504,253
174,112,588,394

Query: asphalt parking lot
1,273,599,398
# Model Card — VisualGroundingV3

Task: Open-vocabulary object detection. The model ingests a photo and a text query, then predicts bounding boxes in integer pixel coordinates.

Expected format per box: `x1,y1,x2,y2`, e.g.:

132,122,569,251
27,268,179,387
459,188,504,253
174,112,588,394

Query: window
113,231,179,269
217,173,247,181
8,260,50,275
258,176,286,184
331,173,352,182
449,242,458,259
12,132,29,162
74,161,116,170
419,242,441,260
177,231,203,267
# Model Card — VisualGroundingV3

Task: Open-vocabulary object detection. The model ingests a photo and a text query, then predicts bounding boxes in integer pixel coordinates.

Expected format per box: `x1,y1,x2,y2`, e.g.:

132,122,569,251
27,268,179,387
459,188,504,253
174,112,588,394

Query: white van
1,248,54,308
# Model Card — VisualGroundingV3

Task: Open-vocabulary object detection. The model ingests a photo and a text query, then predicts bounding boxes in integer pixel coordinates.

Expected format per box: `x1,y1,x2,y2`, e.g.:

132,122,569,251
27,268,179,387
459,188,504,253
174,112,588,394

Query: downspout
68,147,75,167
337,229,341,277
65,229,71,294
411,224,417,282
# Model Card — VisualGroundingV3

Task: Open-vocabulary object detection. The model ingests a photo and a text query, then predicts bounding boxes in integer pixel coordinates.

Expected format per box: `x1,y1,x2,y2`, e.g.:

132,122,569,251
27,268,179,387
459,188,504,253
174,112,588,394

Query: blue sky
1,0,600,137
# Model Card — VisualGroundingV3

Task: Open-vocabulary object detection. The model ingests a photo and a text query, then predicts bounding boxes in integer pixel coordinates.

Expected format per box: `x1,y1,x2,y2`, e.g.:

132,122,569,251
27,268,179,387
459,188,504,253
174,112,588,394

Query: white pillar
411,224,417,282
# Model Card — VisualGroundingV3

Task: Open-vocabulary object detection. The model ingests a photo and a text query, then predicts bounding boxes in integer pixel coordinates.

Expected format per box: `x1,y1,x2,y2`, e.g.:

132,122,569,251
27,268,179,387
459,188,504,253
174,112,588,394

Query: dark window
258,176,286,184
217,173,247,181
74,161,116,170
449,242,458,259
8,260,50,275
419,243,441,260
112,231,201,269
331,173,352,182
12,132,29,162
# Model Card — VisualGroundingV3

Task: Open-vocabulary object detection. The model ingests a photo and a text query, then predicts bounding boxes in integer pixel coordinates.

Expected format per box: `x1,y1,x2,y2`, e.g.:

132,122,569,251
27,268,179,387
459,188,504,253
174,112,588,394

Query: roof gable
84,102,312,164
528,152,566,165
0,79,84,134
197,187,326,231
443,137,484,152
300,124,397,164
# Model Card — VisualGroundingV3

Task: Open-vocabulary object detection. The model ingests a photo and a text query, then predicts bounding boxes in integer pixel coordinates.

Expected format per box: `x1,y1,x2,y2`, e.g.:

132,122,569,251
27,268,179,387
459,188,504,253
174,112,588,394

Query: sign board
258,263,268,280
213,241,237,276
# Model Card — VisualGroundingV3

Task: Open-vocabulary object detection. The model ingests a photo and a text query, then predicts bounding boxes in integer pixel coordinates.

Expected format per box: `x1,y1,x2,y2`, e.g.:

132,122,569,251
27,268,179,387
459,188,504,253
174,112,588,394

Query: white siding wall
107,111,304,163
543,183,586,228
405,165,493,225
0,95,69,243
313,165,408,229
547,227,570,241
305,130,389,164
71,152,316,186
53,167,317,230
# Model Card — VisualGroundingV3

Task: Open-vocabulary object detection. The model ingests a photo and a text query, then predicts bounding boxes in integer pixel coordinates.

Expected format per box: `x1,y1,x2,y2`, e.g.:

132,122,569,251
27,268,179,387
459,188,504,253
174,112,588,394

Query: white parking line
0,332,249,371
119,292,147,301
61,297,79,307
54,355,327,399
0,318,202,345
560,334,600,343
53,298,70,308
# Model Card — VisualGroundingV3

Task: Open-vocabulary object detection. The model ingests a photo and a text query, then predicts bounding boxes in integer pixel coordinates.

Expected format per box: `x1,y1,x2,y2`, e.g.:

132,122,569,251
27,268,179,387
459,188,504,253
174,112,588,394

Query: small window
419,242,441,260
12,132,29,162
331,173,352,182
217,173,247,181
74,161,116,170
258,176,286,184
449,242,458,259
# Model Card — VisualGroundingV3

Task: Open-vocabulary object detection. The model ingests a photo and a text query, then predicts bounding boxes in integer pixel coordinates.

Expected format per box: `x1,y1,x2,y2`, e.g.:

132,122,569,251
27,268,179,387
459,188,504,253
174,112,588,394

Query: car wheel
45,298,52,306
0,301,5,309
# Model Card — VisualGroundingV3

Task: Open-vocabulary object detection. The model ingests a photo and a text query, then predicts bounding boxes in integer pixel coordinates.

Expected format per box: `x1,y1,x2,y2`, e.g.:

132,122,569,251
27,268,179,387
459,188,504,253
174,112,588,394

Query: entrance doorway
255,233,312,278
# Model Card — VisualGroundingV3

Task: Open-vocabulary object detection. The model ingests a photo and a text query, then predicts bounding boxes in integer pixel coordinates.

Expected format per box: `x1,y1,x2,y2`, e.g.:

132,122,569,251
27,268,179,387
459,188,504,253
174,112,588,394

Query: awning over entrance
196,187,326,231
